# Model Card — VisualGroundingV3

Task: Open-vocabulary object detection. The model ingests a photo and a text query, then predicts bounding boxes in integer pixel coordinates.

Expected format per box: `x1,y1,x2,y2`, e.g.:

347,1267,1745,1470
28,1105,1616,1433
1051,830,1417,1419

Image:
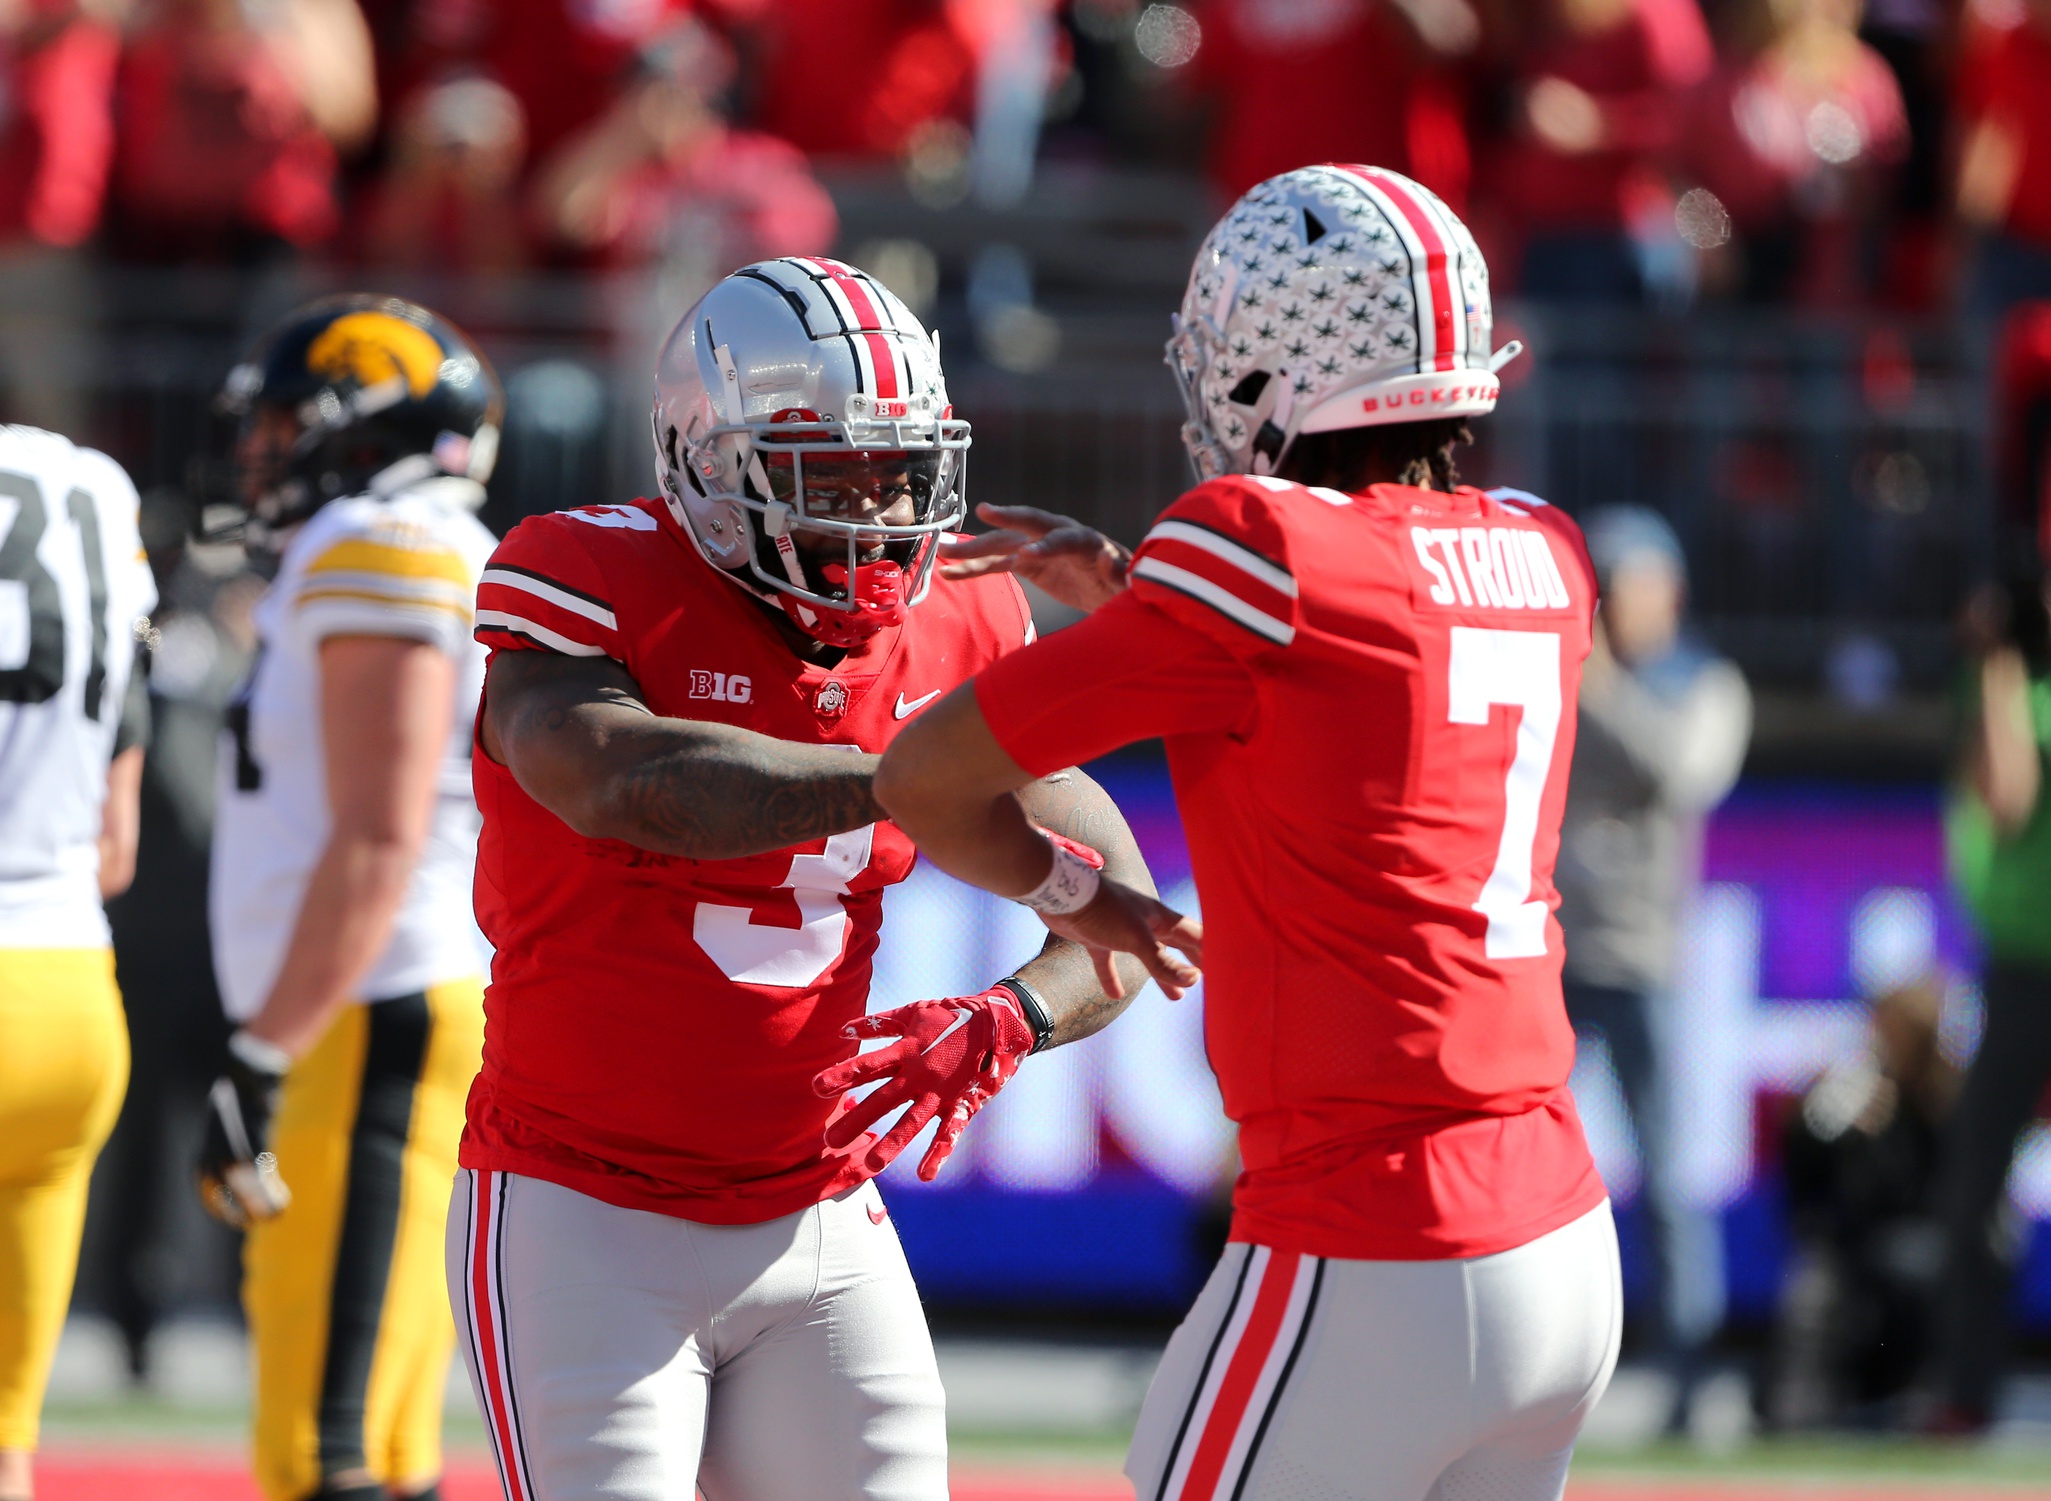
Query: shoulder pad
475,508,630,660
1129,478,1300,651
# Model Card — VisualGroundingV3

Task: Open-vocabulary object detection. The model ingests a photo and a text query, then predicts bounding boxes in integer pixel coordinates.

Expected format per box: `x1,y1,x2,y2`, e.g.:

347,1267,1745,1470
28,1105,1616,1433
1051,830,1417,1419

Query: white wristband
1017,840,1101,916
229,1028,292,1077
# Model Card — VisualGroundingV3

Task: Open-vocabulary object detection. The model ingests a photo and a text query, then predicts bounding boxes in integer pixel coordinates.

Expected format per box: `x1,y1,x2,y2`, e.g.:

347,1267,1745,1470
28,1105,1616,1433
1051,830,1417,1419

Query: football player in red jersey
863,166,1623,1501
444,257,1170,1501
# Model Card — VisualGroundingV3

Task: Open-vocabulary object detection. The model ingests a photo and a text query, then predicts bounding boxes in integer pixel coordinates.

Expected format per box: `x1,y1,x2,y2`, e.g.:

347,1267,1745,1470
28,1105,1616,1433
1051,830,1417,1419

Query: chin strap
759,486,819,632
786,560,906,648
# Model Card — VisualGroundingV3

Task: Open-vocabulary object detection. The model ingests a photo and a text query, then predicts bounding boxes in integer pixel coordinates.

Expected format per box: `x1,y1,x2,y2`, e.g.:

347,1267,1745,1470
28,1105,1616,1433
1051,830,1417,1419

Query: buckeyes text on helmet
652,257,970,649
1167,164,1524,482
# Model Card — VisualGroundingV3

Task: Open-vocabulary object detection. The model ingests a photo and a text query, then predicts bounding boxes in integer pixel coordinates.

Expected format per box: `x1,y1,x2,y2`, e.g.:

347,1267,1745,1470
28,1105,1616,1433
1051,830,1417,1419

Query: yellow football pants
244,979,483,1501
0,948,129,1452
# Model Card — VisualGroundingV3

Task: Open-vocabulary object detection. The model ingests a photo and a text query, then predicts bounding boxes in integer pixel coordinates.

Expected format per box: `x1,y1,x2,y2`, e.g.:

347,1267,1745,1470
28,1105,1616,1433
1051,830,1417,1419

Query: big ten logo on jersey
1408,524,1572,614
690,669,752,704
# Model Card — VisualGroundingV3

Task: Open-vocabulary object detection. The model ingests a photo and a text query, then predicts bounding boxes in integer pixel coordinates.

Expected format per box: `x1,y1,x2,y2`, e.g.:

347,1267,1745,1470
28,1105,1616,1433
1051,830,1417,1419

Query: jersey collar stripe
1330,165,1460,374
1144,521,1298,597
1131,557,1295,646
481,568,619,629
464,1170,537,1501
1171,1248,1308,1501
475,610,609,656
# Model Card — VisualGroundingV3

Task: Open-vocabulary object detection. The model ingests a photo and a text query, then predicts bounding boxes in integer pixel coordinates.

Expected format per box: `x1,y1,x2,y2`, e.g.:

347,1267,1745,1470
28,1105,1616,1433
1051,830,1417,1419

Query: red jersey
463,497,1034,1223
975,476,1607,1260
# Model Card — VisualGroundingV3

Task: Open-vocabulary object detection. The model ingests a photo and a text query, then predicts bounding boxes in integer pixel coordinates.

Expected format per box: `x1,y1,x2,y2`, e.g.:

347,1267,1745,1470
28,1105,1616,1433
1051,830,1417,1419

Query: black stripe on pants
317,992,430,1483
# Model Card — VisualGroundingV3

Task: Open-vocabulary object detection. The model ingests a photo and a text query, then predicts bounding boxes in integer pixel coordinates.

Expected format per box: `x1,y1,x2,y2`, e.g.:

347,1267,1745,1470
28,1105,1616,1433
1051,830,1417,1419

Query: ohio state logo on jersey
814,680,849,717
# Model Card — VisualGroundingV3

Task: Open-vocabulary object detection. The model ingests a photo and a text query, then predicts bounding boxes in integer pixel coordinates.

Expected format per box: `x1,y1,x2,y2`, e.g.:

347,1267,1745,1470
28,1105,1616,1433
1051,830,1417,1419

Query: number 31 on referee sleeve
1447,627,1562,961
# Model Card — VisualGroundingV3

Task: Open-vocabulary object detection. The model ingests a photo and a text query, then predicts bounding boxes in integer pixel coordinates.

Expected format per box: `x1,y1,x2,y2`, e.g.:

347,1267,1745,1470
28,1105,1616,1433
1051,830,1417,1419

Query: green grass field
32,1391,2051,1499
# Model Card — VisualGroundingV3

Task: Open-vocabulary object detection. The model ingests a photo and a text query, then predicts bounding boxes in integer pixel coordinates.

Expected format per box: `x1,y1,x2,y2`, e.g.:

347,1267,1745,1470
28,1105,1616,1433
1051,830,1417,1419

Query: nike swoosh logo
894,689,943,719
868,1203,889,1225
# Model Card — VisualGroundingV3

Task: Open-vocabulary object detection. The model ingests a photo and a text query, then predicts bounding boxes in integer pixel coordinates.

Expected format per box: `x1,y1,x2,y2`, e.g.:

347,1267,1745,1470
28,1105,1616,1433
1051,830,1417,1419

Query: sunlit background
9,0,2051,1492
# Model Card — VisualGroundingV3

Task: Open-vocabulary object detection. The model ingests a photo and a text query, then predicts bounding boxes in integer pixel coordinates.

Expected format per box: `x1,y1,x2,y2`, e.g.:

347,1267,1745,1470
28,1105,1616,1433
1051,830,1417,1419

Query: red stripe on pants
469,1171,528,1501
1176,1250,1302,1501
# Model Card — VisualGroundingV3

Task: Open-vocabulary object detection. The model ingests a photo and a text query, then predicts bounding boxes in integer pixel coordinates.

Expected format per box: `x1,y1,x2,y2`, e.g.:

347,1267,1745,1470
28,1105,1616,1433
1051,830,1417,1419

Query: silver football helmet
653,257,970,647
1168,164,1523,481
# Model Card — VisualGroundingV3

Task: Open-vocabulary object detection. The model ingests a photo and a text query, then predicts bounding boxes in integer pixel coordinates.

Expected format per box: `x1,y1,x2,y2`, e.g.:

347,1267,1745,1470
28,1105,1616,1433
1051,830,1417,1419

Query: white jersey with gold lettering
0,426,157,949
210,475,495,1021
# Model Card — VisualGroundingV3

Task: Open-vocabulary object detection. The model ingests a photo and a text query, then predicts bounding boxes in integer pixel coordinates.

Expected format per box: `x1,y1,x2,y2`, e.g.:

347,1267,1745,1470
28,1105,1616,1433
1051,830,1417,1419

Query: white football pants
1128,1201,1621,1501
446,1169,947,1501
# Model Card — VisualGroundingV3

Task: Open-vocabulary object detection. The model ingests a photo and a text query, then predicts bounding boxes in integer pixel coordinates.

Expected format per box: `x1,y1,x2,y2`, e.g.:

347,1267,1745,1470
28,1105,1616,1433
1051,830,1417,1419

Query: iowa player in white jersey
194,298,502,1501
0,426,155,1501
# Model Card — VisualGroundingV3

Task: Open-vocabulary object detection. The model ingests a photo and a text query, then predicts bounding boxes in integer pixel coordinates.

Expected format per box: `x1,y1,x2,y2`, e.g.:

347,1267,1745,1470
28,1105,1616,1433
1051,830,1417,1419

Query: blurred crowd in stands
0,0,2047,318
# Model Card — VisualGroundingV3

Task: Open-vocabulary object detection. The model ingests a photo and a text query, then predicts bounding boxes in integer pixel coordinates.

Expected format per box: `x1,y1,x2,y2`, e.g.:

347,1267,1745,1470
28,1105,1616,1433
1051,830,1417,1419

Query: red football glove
813,988,1039,1182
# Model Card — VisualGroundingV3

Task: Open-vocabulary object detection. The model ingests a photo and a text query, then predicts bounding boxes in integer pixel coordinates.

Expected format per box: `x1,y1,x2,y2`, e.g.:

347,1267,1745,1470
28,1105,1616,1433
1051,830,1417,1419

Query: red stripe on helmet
1333,165,1461,373
805,259,904,398
807,257,887,331
863,332,901,397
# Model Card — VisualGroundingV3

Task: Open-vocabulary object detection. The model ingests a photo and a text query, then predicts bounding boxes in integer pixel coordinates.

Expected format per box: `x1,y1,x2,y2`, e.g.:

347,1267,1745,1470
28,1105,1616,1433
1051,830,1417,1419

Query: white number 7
1447,627,1562,960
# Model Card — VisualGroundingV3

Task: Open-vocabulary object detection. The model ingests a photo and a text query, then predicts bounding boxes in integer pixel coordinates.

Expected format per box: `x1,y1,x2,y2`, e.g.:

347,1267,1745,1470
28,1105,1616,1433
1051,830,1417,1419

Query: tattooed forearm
606,736,883,859
485,648,882,860
1010,768,1155,1048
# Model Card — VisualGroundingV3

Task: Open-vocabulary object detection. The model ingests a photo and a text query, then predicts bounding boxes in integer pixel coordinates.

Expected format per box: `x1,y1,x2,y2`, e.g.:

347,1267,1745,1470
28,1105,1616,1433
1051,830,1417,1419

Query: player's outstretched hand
939,503,1132,613
812,989,1038,1183
1044,878,1204,1000
196,1031,292,1229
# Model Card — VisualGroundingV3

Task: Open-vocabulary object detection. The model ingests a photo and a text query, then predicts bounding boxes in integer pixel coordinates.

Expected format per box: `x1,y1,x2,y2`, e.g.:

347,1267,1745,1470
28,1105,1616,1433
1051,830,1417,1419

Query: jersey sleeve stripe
1138,536,1296,622
1131,557,1296,646
298,585,470,619
475,610,609,657
1144,520,1298,597
305,537,474,588
479,567,618,629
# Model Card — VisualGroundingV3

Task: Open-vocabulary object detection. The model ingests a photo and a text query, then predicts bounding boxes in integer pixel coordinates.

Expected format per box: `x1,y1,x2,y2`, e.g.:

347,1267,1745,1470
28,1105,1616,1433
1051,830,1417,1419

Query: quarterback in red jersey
865,167,1622,1501
444,257,1163,1501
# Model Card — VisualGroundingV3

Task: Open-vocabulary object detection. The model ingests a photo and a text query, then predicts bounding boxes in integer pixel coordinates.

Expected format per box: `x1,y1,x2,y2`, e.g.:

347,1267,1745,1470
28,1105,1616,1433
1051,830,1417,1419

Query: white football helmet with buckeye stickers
652,256,970,648
1166,164,1524,481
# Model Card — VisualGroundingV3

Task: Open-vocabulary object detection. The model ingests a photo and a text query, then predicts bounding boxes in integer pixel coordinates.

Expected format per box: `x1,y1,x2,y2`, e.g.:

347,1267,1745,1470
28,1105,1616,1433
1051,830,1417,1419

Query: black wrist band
992,977,1054,1053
